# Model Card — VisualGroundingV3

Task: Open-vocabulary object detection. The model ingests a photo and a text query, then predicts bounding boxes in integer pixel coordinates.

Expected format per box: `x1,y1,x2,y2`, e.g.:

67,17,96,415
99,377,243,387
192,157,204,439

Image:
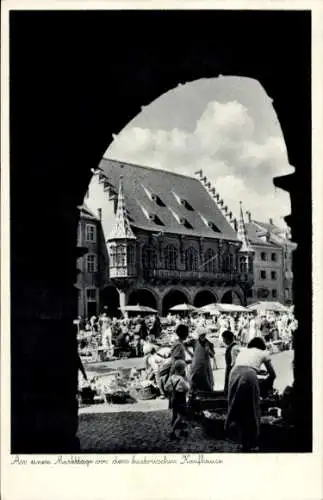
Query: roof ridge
101,156,198,181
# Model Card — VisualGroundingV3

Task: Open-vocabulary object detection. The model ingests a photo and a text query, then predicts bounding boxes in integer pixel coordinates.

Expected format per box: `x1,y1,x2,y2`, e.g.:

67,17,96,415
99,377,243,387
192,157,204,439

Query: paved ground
77,350,293,452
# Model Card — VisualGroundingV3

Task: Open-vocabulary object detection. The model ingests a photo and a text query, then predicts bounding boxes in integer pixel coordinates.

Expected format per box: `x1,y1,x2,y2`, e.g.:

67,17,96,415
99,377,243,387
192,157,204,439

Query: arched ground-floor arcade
97,283,247,316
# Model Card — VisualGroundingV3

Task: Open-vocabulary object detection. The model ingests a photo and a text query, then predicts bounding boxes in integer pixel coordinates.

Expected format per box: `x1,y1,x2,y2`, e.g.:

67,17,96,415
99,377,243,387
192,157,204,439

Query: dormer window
208,221,220,233
199,213,220,233
150,214,165,226
142,185,166,207
172,191,194,211
151,194,166,207
181,199,194,211
180,218,193,229
140,204,164,226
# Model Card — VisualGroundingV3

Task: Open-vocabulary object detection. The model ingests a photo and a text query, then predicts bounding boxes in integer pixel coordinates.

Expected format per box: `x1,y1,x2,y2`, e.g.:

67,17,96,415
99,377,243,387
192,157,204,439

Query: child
164,359,190,440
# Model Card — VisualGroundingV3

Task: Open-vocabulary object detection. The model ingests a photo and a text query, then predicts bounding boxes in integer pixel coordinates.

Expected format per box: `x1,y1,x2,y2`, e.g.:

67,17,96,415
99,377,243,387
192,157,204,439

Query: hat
196,327,208,338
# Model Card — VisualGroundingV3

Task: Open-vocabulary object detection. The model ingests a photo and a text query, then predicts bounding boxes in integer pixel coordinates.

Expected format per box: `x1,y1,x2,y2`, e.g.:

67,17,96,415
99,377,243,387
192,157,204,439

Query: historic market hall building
77,158,255,317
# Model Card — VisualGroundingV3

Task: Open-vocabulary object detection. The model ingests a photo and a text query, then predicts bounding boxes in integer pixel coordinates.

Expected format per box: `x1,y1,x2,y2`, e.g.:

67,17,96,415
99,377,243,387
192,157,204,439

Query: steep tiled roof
98,158,239,241
245,222,280,247
253,220,281,233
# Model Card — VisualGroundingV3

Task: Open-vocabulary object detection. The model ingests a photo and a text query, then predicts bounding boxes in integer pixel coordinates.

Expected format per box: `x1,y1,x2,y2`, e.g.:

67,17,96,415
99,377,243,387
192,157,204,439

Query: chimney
98,208,102,221
269,217,273,225
246,211,251,223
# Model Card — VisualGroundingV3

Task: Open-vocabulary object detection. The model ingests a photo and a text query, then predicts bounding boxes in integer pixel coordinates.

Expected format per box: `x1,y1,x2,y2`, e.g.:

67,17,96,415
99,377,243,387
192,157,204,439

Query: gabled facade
244,214,296,305
85,158,254,315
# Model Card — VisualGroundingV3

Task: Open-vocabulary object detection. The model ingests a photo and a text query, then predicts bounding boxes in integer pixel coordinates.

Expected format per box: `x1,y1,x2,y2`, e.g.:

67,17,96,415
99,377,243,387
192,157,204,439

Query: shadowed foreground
78,410,240,453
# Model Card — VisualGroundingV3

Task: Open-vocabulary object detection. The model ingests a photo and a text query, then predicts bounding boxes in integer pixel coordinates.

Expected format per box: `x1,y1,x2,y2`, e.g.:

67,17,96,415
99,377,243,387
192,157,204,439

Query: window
181,199,194,211
86,288,96,301
222,253,230,272
151,194,166,207
204,248,217,273
142,245,157,269
271,270,277,280
272,289,277,298
181,218,193,229
164,245,177,270
185,247,198,271
151,214,165,226
86,224,96,242
116,245,126,267
86,254,97,273
260,270,266,280
109,244,116,267
127,245,135,266
271,252,277,262
240,256,247,273
208,221,220,233
260,252,267,261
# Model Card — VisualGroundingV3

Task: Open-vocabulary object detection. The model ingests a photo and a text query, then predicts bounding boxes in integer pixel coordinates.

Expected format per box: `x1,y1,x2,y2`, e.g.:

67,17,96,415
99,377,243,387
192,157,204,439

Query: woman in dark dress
190,328,214,393
222,330,240,396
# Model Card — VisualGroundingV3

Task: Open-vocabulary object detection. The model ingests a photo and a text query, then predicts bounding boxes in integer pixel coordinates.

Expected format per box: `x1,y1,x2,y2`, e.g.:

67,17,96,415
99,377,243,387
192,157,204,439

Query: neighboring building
84,158,254,315
75,204,109,318
245,214,296,305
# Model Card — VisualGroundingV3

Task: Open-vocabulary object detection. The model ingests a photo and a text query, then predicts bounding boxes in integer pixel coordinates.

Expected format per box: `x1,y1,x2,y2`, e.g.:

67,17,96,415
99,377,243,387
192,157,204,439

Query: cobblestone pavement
78,410,240,453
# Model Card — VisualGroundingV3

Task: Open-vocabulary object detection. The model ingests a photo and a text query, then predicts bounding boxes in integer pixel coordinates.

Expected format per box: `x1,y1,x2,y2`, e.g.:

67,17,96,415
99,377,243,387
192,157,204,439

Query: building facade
83,158,254,316
75,205,109,317
245,215,296,305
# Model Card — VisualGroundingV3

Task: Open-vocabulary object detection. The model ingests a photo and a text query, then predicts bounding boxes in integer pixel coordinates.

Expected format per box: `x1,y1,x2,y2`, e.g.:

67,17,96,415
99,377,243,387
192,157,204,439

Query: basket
137,385,159,400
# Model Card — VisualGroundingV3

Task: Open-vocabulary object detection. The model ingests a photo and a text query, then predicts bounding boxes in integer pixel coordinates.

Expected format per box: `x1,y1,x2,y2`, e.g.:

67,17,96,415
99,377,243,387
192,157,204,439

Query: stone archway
162,289,190,316
9,11,311,453
128,288,158,310
193,290,217,308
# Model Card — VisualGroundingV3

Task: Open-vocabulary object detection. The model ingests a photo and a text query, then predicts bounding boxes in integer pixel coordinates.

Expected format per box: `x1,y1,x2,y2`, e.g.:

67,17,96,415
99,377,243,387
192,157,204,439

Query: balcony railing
142,269,253,284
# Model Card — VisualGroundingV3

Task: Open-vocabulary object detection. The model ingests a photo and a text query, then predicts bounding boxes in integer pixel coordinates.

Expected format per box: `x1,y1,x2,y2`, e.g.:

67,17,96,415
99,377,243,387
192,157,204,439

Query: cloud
107,99,292,225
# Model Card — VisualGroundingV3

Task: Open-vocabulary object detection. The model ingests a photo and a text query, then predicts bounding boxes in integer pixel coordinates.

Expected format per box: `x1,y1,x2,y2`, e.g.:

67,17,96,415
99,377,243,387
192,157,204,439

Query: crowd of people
76,308,297,360
76,307,297,451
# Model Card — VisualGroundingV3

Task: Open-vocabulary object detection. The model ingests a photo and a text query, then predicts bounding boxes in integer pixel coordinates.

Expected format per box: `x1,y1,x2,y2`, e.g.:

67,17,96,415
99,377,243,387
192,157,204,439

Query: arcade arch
128,288,158,310
162,289,190,316
193,290,217,308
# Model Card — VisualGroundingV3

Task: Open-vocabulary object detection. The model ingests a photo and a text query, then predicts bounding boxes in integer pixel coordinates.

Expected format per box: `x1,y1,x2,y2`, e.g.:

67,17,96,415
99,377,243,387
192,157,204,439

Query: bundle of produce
105,389,136,405
135,379,159,400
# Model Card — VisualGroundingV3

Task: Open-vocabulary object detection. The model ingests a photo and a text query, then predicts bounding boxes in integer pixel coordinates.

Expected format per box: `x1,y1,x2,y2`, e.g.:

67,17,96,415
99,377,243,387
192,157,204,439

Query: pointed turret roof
238,201,254,253
107,176,136,240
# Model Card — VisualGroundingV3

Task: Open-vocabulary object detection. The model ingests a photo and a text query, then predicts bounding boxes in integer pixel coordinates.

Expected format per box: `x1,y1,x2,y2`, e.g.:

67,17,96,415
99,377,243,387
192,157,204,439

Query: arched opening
128,288,157,310
100,285,120,318
221,290,242,305
9,11,311,455
162,289,190,316
193,290,217,308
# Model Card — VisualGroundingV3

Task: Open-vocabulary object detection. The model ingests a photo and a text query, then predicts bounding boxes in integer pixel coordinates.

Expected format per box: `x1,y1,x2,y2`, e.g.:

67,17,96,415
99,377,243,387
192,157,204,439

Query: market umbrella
198,303,248,314
198,303,219,315
216,303,248,313
169,303,197,312
247,301,289,313
119,304,157,314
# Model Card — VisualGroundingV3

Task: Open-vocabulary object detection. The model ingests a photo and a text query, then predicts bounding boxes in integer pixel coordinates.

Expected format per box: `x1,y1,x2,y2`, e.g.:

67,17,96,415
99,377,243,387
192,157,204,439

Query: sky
103,76,293,228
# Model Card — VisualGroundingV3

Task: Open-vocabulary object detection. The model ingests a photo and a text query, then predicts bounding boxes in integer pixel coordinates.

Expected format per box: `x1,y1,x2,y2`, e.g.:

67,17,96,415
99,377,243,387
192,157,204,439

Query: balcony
142,268,249,285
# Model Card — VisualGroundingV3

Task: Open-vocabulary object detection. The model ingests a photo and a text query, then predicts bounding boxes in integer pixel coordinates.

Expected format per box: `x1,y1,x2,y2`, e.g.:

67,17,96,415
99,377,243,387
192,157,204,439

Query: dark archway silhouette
128,289,157,310
10,11,311,453
193,290,217,308
162,289,190,315
221,290,242,305
100,286,120,318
